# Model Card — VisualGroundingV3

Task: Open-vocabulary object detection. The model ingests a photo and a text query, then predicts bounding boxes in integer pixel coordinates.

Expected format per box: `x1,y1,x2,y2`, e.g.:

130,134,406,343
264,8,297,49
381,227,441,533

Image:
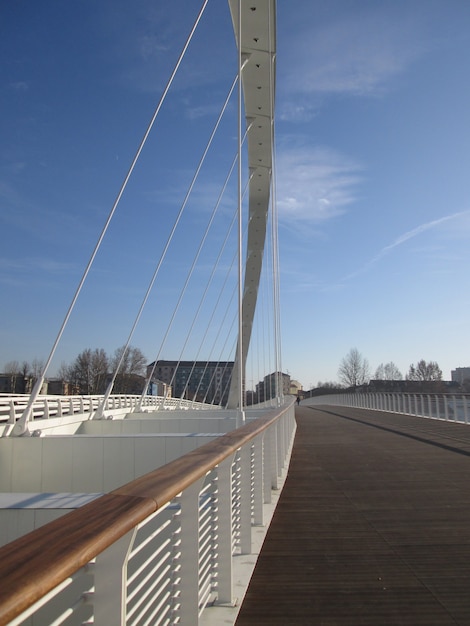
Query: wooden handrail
0,399,293,625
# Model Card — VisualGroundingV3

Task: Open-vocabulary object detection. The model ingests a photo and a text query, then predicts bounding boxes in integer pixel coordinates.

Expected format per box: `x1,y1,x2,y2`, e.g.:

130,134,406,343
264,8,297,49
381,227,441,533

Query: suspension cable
178,169,253,406
95,71,238,417
141,90,250,407
12,0,210,435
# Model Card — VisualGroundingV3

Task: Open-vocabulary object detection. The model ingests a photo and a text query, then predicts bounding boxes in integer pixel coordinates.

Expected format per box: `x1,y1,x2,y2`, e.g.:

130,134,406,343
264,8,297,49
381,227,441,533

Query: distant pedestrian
296,396,300,405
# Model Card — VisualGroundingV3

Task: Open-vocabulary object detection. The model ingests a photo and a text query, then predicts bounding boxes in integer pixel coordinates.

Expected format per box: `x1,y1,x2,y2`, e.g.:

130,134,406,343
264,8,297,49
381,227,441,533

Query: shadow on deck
235,405,470,625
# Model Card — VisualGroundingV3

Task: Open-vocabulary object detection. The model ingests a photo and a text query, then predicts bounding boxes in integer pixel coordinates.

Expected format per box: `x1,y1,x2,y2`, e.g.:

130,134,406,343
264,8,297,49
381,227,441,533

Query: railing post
269,422,279,489
239,444,252,554
263,423,278,497
215,455,235,605
93,528,137,625
8,400,16,424
252,433,264,526
452,395,457,422
276,420,284,474
464,395,469,424
444,396,449,421
179,477,204,625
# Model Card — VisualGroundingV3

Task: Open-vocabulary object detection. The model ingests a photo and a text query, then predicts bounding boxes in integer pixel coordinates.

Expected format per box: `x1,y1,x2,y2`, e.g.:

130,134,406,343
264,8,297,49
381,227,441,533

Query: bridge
1,394,470,625
237,401,470,625
2,1,470,624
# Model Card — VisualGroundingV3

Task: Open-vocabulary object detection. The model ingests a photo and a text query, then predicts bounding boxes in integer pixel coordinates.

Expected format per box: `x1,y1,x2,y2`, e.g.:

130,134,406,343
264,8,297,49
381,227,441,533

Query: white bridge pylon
226,0,276,409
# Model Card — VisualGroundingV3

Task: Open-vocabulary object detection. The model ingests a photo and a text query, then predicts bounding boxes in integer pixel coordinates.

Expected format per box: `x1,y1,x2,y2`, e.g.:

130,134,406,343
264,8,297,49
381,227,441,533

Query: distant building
451,367,470,385
147,360,234,405
257,371,291,402
289,379,303,397
0,373,35,394
46,379,79,396
147,378,171,397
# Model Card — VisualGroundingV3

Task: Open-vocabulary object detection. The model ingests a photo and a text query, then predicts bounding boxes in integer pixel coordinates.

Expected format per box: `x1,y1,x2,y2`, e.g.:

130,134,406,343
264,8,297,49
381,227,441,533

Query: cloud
276,146,362,222
344,210,470,280
0,257,76,275
186,102,228,120
378,212,469,257
9,81,29,92
278,6,424,120
101,0,233,95
277,100,318,123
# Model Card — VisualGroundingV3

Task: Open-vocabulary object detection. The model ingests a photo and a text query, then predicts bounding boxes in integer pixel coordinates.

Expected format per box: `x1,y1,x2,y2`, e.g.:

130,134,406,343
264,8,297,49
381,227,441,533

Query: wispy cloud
276,146,362,222
279,6,424,120
0,256,76,275
9,81,29,92
102,1,233,95
185,101,229,120
344,210,470,281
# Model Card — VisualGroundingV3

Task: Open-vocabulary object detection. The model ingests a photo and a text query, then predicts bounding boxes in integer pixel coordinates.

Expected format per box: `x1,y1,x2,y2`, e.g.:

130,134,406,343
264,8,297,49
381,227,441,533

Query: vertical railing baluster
252,434,264,526
239,444,252,554
9,400,16,424
94,528,137,625
268,423,279,490
179,477,204,626
215,455,234,605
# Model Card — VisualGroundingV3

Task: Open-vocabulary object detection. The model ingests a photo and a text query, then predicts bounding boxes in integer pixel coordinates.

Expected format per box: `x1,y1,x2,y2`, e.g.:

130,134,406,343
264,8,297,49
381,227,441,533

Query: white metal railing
0,399,296,626
0,393,218,425
304,392,470,424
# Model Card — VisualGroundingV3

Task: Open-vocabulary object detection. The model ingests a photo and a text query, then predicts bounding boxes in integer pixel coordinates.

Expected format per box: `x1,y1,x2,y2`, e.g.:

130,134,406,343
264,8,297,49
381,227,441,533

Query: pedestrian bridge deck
235,405,470,625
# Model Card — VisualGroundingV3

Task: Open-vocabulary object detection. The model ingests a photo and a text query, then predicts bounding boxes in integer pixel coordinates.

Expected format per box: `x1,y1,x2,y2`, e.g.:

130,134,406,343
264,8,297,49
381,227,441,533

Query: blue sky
1,0,470,390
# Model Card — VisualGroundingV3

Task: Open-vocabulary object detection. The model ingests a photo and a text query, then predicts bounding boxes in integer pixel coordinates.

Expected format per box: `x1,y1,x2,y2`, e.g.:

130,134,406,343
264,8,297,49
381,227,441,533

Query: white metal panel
71,437,104,492
102,436,136,491
42,436,74,491
10,438,43,492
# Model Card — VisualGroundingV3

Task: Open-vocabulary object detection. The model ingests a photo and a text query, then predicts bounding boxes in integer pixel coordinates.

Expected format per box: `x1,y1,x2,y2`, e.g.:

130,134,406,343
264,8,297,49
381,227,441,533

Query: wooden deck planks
235,405,470,625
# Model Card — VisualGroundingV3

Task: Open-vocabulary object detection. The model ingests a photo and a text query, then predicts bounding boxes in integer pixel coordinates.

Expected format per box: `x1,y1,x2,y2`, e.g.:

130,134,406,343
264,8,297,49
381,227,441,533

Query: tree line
336,347,443,388
3,346,147,395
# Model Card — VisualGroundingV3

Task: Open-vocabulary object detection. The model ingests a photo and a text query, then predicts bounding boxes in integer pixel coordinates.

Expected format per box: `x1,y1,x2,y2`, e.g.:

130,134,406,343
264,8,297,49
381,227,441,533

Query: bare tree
56,361,73,380
316,381,341,389
4,361,20,393
30,358,45,382
374,362,402,380
406,360,442,381
4,360,20,374
4,361,36,393
338,348,370,387
111,346,147,393
70,348,109,394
